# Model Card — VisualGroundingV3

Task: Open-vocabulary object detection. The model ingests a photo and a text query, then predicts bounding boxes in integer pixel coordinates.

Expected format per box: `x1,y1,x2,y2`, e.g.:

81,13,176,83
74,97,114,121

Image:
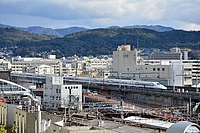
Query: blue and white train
63,76,167,89
10,72,167,89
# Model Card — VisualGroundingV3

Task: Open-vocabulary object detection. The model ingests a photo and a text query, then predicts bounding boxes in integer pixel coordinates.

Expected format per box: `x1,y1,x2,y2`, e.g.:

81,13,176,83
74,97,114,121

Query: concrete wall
14,107,63,133
0,102,8,125
7,104,22,125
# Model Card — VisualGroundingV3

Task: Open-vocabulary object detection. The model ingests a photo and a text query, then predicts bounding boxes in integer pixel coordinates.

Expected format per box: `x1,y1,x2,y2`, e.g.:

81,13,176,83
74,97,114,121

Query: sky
0,0,200,31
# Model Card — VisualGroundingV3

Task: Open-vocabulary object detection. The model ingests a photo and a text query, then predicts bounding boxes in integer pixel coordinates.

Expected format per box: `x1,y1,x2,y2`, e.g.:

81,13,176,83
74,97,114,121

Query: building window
162,68,165,71
157,68,160,71
153,68,156,71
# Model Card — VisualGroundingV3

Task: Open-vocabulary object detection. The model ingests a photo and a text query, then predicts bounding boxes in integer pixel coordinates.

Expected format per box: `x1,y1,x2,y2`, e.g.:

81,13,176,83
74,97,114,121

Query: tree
0,125,6,133
11,124,18,133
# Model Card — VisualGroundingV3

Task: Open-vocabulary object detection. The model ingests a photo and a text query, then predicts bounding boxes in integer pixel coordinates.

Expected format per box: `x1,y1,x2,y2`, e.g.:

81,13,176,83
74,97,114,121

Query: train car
131,81,167,89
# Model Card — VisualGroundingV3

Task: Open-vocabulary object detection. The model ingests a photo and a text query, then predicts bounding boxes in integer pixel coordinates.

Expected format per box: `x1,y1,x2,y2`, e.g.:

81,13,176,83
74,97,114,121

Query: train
10,72,167,89
63,76,167,89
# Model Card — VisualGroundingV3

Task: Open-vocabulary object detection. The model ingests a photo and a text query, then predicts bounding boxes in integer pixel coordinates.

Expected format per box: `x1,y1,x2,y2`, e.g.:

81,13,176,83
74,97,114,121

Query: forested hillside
0,27,57,47
0,27,199,58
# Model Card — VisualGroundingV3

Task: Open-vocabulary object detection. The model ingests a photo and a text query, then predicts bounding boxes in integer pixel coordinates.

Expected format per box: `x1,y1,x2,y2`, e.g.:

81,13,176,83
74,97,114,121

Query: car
92,91,98,96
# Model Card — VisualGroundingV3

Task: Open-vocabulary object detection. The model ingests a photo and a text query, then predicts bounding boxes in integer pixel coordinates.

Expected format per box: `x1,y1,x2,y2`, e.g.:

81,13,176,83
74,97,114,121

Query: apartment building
84,57,112,71
26,64,54,74
150,47,189,60
150,51,182,60
11,56,62,75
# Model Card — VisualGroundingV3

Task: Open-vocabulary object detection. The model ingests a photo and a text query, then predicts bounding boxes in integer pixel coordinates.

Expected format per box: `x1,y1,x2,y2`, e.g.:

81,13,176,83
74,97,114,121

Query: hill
20,26,88,37
122,25,174,32
1,23,174,36
20,26,62,37
0,27,199,58
17,28,200,57
0,24,88,37
0,27,57,47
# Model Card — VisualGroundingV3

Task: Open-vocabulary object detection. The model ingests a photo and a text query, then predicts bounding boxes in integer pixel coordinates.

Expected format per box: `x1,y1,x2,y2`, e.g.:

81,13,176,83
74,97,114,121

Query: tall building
112,44,143,78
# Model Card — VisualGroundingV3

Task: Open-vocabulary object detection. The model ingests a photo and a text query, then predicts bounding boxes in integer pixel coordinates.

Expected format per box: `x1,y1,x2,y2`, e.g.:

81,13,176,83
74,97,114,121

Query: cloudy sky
0,0,200,30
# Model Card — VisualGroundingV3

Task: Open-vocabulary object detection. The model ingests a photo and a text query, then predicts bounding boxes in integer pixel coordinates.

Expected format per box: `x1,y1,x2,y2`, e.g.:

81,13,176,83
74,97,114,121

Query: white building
11,56,62,75
43,76,82,111
26,64,54,74
0,59,12,71
84,57,112,72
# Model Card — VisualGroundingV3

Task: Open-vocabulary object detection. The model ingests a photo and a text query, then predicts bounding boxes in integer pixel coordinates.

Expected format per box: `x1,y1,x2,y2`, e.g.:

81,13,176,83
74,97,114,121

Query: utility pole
196,75,199,93
173,71,175,92
102,71,104,89
189,97,192,119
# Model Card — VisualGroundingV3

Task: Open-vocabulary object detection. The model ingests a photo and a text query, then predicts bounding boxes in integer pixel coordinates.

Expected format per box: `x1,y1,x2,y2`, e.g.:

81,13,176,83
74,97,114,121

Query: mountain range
0,24,174,37
0,24,199,59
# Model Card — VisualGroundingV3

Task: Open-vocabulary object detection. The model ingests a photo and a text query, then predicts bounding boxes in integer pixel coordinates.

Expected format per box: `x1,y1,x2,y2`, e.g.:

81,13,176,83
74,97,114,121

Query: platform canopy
166,121,200,133
0,78,30,95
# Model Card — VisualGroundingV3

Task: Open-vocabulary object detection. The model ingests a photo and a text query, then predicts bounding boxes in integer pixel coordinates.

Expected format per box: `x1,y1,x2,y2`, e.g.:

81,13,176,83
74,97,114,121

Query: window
153,68,156,71
162,68,165,71
157,68,160,71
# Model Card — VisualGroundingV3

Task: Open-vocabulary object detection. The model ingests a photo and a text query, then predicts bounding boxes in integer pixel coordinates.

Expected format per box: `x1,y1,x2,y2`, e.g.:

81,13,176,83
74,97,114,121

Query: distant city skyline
0,0,200,31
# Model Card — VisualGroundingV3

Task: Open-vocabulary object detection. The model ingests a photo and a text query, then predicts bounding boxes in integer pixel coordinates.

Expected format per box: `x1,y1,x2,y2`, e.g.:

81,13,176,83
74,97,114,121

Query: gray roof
166,121,200,133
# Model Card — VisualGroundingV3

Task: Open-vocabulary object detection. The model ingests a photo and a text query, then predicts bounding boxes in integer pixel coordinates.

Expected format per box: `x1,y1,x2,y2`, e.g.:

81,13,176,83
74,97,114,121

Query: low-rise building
11,56,62,75
0,59,12,71
43,76,82,111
